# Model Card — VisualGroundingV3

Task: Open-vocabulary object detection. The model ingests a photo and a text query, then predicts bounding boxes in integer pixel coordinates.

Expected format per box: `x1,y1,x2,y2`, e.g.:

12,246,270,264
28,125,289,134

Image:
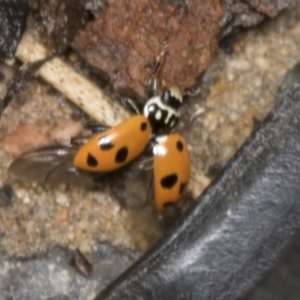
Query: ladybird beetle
153,134,190,212
9,85,190,213
72,85,190,212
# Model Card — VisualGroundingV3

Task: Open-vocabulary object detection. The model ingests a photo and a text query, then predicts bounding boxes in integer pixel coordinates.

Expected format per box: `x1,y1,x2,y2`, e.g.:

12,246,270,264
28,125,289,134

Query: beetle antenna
148,41,169,97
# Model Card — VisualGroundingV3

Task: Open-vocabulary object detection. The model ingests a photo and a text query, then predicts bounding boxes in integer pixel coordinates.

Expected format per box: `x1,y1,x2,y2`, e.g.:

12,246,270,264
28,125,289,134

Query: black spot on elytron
87,153,98,167
163,201,175,209
99,136,114,150
179,182,186,194
115,147,128,163
140,122,147,131
161,174,178,189
177,140,183,151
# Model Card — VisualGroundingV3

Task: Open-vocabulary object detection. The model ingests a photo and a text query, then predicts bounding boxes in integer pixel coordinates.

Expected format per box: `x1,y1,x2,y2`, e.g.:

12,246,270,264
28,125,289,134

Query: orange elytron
73,115,152,172
153,134,190,212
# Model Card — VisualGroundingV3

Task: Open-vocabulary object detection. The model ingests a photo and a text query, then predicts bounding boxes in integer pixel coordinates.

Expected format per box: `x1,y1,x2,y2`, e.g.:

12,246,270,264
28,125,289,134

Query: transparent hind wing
8,139,158,209
8,141,95,189
44,160,97,189
106,153,154,210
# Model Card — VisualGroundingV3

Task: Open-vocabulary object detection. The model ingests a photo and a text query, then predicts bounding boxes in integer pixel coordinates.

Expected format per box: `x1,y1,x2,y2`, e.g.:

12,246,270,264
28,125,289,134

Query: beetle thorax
143,87,182,132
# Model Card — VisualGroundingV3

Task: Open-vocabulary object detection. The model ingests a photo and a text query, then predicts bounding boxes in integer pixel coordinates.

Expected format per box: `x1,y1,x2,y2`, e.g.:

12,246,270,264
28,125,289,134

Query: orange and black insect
9,43,191,212
72,86,190,212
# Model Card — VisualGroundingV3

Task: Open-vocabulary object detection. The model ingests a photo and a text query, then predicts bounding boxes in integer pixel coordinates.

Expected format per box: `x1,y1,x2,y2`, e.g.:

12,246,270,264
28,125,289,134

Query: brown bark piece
72,0,223,102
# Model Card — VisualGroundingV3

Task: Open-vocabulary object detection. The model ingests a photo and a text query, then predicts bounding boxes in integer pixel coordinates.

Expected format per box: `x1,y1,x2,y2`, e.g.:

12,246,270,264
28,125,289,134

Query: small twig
15,33,130,126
